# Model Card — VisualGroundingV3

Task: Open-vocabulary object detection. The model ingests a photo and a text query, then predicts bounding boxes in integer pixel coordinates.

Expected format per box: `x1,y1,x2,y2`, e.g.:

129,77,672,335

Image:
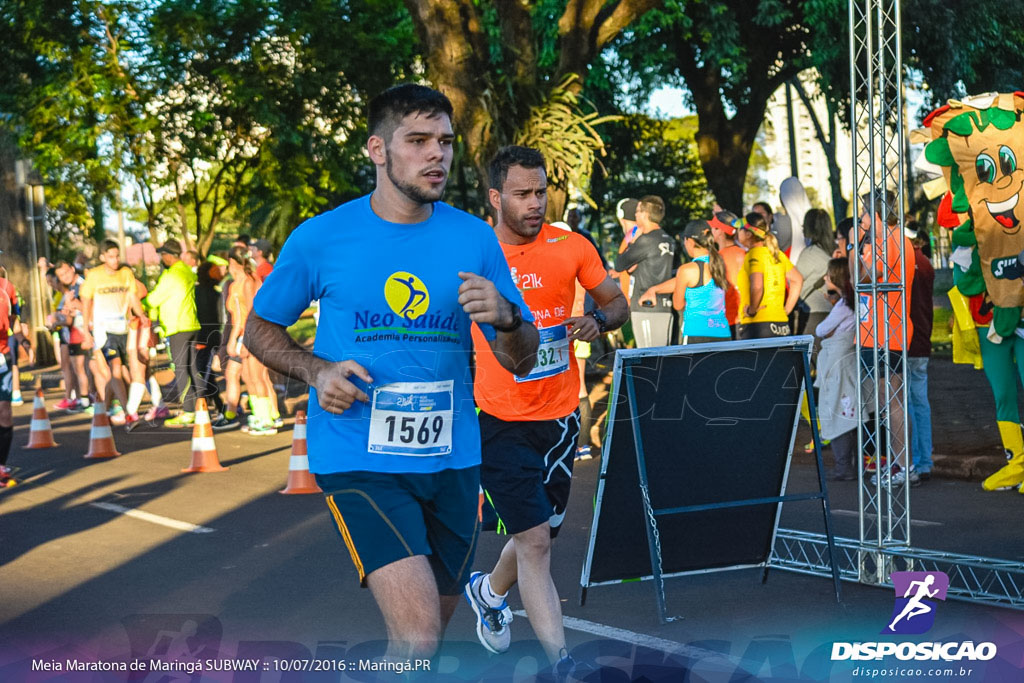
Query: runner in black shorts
478,412,580,539
465,146,628,673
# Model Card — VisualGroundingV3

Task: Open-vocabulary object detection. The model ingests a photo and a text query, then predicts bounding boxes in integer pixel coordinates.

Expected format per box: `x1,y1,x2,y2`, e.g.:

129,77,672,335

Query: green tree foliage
611,0,811,213
403,0,659,219
612,0,1024,216
0,0,145,234
1,0,417,255
590,114,711,239
807,0,1024,123
142,0,418,254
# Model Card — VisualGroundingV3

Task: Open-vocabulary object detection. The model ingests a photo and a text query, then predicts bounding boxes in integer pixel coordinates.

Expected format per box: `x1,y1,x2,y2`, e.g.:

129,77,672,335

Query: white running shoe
464,572,513,654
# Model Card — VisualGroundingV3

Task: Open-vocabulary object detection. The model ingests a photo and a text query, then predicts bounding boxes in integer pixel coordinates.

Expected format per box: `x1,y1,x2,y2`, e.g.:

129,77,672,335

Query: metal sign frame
579,337,842,623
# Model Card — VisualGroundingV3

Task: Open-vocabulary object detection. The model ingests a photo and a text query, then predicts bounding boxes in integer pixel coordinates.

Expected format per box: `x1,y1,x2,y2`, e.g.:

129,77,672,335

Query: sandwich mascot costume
921,92,1024,491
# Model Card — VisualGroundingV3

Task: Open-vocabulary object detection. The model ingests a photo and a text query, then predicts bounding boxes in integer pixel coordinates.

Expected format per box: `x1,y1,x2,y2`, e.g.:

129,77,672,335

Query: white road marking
831,509,942,527
89,502,214,534
512,610,740,667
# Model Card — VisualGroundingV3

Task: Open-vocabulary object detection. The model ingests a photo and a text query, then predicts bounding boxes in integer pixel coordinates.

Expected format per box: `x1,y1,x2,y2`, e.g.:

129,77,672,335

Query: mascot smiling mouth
985,188,1022,233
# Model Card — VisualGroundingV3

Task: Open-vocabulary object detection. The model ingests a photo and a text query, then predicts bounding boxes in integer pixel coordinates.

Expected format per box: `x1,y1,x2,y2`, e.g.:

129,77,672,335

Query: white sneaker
871,466,906,487
463,572,512,654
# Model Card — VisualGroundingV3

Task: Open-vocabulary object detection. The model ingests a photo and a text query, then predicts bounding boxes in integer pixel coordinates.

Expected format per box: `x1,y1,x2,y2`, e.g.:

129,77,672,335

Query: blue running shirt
253,195,531,474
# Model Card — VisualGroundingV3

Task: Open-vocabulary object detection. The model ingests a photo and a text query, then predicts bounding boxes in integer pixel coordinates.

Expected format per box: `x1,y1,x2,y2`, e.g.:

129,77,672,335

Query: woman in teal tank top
638,220,731,344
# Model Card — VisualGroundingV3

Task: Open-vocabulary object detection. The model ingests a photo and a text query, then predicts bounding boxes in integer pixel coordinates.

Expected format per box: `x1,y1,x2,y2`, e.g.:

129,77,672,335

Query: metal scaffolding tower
769,0,1024,610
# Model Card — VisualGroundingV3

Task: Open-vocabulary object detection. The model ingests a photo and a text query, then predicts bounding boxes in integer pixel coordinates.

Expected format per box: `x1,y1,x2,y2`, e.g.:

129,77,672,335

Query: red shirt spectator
909,244,934,358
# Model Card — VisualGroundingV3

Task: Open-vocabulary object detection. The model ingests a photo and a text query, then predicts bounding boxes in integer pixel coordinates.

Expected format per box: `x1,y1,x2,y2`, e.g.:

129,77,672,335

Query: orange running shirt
719,244,745,325
858,230,914,351
473,224,607,421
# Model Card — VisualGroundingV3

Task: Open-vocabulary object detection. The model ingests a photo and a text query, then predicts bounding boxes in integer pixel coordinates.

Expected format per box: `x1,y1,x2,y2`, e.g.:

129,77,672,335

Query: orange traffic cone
280,411,321,494
84,402,120,459
182,398,228,473
24,389,58,449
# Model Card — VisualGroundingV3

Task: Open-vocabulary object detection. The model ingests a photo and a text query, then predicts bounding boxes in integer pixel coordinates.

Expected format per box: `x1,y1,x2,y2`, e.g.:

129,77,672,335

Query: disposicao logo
831,570,997,663
384,271,430,322
883,571,949,635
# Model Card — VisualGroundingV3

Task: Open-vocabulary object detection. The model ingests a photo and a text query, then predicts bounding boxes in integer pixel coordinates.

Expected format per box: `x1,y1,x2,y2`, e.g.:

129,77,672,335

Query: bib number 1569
384,414,445,446
368,380,453,457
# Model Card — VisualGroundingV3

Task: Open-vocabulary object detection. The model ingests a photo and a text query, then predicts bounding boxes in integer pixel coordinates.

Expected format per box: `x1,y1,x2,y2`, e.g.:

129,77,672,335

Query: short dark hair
639,195,666,223
368,84,453,143
489,146,546,191
100,239,119,252
860,188,899,225
753,201,773,216
837,217,855,243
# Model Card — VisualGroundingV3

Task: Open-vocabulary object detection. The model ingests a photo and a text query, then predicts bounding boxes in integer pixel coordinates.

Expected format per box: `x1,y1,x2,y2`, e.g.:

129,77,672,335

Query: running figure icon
393,274,428,319
888,574,939,632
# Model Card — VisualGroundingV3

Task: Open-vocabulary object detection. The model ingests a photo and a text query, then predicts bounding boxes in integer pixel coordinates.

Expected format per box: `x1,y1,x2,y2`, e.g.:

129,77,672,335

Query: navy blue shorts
100,333,129,365
479,410,580,539
315,466,480,595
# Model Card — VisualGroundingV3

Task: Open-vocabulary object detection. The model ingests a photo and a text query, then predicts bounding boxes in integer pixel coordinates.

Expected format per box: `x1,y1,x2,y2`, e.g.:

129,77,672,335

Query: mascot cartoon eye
999,145,1017,176
976,153,997,184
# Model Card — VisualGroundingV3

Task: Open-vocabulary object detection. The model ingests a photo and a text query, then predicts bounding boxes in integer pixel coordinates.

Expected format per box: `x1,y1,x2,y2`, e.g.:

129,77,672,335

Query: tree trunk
403,0,492,205
691,98,763,214
405,0,658,214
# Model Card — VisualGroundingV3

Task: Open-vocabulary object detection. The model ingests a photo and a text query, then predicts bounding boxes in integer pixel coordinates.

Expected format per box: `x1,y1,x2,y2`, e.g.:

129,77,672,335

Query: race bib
515,325,570,383
858,293,871,323
97,313,128,335
368,380,453,457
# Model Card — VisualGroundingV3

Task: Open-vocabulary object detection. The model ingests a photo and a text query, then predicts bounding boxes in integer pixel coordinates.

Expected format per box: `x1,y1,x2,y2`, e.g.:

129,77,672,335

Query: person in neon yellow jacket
146,239,204,427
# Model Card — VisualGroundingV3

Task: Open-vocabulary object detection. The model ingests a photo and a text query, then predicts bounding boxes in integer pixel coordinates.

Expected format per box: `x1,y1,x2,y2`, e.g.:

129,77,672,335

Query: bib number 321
368,380,453,457
515,325,570,383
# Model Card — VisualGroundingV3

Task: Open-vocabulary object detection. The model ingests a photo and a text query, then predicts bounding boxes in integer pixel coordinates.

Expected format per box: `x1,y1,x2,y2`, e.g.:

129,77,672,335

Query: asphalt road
2,391,1023,682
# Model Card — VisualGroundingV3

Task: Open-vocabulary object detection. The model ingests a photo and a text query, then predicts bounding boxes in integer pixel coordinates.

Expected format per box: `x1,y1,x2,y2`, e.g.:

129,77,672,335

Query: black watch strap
493,298,523,333
586,309,607,333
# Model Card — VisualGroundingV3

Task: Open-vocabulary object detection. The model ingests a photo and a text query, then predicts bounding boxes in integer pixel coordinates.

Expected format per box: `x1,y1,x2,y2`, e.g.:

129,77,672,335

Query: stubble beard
386,153,446,205
502,199,543,240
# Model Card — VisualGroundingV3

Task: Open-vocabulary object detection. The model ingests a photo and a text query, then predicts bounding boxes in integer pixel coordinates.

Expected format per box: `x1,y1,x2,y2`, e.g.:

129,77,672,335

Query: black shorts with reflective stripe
479,409,580,539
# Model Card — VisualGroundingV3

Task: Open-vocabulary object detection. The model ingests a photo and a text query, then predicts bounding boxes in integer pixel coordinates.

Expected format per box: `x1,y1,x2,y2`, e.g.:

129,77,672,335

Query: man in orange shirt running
466,146,628,675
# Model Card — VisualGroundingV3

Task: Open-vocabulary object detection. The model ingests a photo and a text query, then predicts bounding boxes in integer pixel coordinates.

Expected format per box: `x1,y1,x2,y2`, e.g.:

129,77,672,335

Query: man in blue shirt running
244,84,538,661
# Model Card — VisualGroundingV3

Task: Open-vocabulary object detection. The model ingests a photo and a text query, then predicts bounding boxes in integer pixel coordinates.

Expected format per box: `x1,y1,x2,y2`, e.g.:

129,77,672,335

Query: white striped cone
182,398,227,473
84,402,120,459
280,411,320,494
25,390,58,449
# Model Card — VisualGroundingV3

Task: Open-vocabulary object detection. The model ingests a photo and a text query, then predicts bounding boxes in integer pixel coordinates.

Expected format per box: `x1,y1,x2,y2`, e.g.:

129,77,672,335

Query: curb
932,454,1006,482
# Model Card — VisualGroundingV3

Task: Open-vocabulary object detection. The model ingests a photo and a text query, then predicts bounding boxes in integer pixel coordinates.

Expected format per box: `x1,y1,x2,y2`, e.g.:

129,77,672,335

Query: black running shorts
478,409,580,539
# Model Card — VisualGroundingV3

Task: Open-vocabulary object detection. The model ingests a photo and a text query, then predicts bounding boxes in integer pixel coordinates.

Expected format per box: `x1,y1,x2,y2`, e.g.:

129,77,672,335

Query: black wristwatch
586,309,608,333
493,298,523,333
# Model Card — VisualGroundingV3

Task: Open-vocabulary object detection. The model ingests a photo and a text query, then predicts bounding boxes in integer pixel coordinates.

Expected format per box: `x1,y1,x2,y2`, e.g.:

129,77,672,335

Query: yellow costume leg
982,421,1024,491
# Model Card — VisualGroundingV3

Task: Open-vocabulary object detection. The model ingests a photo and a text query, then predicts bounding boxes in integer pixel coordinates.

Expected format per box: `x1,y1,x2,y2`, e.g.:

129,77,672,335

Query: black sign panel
583,339,810,585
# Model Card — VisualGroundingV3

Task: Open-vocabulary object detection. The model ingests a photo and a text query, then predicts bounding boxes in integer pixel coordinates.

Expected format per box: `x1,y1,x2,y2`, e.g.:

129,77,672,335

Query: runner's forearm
599,294,629,331
244,310,332,386
490,323,539,379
